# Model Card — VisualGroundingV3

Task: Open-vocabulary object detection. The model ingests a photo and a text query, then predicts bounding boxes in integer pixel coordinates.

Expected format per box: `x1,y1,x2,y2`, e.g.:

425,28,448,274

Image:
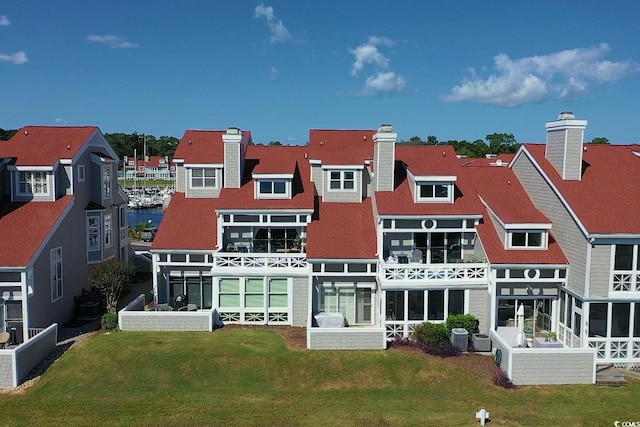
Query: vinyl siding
588,244,612,297
512,152,589,295
546,129,565,179
224,142,241,188
322,170,362,203
374,140,394,191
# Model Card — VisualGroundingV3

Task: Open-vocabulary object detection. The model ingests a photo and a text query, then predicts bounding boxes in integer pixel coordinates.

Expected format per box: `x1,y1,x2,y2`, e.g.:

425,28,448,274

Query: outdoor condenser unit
450,328,469,351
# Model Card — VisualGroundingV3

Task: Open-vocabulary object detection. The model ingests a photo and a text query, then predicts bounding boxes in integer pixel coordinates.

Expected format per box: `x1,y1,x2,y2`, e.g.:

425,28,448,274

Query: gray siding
363,166,372,198
486,209,506,246
57,165,71,197
564,129,584,180
323,170,362,203
176,166,185,192
311,164,323,195
589,245,612,297
510,351,594,385
224,142,241,188
546,129,565,179
374,139,394,191
119,312,213,331
184,168,222,199
0,354,13,389
15,325,58,385
308,328,386,350
291,277,308,327
512,153,589,295
468,289,489,332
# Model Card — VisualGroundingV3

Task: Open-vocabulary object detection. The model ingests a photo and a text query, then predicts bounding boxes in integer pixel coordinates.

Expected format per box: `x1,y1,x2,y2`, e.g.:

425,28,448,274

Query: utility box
472,333,492,352
450,328,469,351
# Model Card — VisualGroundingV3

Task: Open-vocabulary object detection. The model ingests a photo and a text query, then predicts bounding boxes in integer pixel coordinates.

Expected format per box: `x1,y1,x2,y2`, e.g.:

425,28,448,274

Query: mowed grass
1,329,639,426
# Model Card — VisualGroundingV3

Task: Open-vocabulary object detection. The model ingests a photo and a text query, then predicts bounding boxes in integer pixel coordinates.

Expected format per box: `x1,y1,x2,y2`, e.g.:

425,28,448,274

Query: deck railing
213,253,307,269
381,262,488,283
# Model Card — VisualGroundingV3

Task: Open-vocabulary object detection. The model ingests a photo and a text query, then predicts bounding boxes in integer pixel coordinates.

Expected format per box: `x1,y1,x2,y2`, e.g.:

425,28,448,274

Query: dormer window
190,168,217,188
255,178,291,199
19,171,48,195
419,183,449,199
260,181,286,195
329,171,355,191
103,165,111,198
508,230,546,249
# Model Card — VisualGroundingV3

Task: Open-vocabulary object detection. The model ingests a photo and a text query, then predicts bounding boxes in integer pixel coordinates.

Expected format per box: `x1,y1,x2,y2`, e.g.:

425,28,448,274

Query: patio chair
156,303,173,311
0,332,9,349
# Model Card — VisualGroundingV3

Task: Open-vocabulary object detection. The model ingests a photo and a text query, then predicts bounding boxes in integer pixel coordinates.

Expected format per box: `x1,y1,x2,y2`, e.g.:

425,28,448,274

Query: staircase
596,365,627,387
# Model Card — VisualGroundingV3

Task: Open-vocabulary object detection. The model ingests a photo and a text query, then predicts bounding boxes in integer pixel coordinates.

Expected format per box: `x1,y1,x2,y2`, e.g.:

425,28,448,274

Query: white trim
504,223,552,230
407,171,457,182
252,173,294,179
184,163,224,168
321,164,365,170
9,165,54,171
511,146,590,238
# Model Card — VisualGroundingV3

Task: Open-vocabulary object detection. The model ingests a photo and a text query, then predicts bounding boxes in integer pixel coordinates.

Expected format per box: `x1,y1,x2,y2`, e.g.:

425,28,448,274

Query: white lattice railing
612,273,640,292
385,321,423,340
587,338,640,362
214,253,307,269
382,263,488,282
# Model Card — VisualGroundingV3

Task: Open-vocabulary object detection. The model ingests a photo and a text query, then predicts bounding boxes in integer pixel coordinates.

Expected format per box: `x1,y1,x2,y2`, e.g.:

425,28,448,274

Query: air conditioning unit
472,333,492,352
450,328,469,351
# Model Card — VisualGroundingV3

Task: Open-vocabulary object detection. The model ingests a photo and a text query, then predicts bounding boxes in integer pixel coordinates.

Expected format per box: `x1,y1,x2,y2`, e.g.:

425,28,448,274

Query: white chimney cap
226,127,241,135
378,124,393,133
558,111,575,120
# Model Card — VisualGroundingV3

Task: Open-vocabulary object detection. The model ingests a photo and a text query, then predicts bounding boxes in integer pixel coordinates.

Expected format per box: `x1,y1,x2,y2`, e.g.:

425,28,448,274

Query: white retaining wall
0,323,58,389
491,327,596,385
119,296,216,332
308,327,386,350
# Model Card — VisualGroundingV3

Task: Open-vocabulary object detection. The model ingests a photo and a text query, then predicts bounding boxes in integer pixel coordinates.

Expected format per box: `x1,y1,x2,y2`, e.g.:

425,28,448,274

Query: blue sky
1,1,639,145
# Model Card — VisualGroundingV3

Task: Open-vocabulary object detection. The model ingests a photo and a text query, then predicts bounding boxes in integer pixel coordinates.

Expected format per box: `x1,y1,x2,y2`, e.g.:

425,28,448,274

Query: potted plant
548,332,557,342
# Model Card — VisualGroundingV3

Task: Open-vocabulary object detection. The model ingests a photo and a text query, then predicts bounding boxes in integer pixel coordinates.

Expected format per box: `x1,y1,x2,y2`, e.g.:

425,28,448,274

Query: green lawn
1,329,639,426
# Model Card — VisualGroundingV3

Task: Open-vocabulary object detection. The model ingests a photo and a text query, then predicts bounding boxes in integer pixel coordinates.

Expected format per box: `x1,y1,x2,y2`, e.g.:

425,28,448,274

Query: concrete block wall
308,328,386,350
119,312,213,331
510,351,595,385
291,277,308,327
15,324,58,385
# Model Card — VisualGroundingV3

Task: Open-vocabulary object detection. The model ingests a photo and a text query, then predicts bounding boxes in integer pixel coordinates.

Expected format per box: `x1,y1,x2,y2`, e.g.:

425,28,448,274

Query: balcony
381,262,488,285
213,252,307,270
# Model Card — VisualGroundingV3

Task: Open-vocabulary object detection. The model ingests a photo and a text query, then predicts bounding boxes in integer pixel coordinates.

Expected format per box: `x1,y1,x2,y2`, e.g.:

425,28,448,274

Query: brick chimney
545,112,587,181
373,124,396,191
223,127,245,188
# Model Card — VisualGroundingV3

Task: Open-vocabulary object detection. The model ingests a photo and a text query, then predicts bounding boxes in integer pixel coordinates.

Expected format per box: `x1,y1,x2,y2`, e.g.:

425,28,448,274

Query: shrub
101,312,119,331
412,322,449,347
389,336,413,348
89,258,136,313
493,369,517,389
419,342,462,358
445,314,478,335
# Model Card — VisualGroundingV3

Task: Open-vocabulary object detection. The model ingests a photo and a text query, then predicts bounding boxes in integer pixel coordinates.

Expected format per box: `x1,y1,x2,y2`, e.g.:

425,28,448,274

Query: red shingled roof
173,130,252,164
524,144,640,234
152,192,218,250
250,145,298,176
0,196,73,267
307,198,377,259
308,129,375,165
0,126,97,166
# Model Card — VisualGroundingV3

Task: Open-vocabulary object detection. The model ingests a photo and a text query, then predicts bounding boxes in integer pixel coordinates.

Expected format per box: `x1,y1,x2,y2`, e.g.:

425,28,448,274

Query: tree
485,133,519,154
88,259,136,313
426,135,438,145
588,137,609,144
269,140,283,146
0,128,17,141
398,136,426,145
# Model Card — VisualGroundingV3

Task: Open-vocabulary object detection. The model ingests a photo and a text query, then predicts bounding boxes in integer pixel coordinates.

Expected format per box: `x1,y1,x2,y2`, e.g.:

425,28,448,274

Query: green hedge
412,322,449,346
445,314,478,335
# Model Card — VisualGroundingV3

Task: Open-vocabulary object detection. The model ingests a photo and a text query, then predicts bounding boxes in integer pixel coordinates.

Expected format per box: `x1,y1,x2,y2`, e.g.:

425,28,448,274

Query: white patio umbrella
515,304,525,347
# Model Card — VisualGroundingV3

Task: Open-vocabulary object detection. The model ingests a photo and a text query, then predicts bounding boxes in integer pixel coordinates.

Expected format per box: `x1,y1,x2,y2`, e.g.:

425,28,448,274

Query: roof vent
24,130,28,136
378,124,393,133
558,111,575,120
226,127,241,135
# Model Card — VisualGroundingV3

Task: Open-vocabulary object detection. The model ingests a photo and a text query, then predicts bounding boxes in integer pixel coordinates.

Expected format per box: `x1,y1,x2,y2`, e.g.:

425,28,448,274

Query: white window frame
319,283,374,326
103,164,111,198
51,247,63,302
87,216,101,252
416,182,453,203
77,165,86,183
508,230,546,249
328,170,356,192
190,168,217,189
611,244,640,294
18,171,49,196
104,214,112,248
256,179,290,199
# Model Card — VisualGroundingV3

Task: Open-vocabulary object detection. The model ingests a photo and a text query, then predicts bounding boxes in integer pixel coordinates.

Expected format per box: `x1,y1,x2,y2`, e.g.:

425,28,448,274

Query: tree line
0,128,612,160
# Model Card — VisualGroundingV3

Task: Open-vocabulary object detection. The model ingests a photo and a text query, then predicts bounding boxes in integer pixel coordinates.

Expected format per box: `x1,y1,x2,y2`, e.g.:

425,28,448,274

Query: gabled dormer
409,171,457,204
254,174,294,199
483,200,551,251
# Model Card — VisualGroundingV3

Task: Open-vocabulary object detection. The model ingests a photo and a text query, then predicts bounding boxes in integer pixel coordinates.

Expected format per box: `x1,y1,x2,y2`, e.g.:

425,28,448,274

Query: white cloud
349,36,393,75
0,15,10,26
349,36,405,96
364,72,406,95
270,66,279,81
254,3,291,44
87,34,139,48
0,50,27,64
442,43,639,107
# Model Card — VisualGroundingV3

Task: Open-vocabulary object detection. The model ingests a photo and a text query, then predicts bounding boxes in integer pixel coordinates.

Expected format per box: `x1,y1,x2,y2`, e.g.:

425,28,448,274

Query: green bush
101,312,119,331
412,322,449,346
445,314,478,335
